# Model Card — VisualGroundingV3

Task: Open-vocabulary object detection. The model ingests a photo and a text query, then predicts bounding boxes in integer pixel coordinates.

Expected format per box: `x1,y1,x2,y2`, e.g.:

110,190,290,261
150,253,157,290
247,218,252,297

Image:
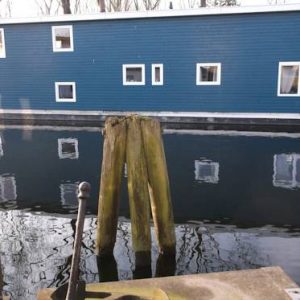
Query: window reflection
273,154,300,189
0,137,3,158
58,138,79,159
0,174,17,202
60,182,79,207
194,160,219,184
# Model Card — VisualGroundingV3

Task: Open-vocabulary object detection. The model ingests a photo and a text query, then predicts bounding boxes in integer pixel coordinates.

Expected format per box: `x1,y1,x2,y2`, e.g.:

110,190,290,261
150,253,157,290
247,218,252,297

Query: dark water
0,126,299,299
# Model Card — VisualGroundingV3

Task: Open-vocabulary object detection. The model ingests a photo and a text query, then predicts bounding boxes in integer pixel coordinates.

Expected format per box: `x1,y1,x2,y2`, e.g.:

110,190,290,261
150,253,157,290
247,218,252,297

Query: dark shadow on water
155,253,176,278
97,255,118,283
133,251,152,280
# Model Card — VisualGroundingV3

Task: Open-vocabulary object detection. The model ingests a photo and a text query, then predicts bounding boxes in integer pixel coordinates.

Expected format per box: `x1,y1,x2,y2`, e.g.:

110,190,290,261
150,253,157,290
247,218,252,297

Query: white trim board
0,109,299,120
0,4,299,25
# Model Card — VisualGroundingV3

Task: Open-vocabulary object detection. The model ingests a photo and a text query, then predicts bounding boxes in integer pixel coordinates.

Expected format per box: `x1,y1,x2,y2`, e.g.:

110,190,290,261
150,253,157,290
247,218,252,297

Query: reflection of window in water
273,154,300,189
60,183,79,207
0,137,3,157
58,138,79,159
194,160,219,184
124,163,127,178
0,174,17,202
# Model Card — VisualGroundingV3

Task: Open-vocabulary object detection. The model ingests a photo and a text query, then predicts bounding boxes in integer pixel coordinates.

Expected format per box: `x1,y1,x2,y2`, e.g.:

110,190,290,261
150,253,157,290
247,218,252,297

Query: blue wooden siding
0,12,300,112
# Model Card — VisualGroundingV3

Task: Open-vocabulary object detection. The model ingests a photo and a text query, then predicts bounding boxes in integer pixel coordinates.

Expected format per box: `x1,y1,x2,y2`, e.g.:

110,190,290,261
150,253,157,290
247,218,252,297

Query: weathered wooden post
96,117,127,256
65,181,90,300
96,115,175,272
126,116,152,265
141,118,176,255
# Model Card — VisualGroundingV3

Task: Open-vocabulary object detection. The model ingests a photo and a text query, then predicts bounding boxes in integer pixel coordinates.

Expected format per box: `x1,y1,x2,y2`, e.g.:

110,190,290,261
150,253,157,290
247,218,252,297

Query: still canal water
0,126,299,299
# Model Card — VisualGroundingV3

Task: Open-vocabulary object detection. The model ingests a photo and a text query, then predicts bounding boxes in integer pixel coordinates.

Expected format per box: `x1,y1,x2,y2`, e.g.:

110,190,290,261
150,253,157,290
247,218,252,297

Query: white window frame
196,63,221,86
194,160,219,184
55,82,76,102
152,64,164,85
52,25,74,52
122,64,145,86
0,28,6,58
58,138,79,159
277,62,300,97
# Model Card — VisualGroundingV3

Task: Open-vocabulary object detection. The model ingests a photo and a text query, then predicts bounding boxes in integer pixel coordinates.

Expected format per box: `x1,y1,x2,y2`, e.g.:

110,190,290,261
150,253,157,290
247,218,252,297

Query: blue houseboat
0,5,300,126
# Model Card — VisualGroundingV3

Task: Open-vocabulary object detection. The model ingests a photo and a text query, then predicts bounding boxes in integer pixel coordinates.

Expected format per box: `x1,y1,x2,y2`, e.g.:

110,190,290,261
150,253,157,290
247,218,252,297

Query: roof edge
0,4,300,25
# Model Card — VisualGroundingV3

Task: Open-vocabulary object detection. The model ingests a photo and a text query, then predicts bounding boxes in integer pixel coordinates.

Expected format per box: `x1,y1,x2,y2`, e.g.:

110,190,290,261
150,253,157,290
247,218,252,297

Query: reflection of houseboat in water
0,6,300,126
0,127,299,226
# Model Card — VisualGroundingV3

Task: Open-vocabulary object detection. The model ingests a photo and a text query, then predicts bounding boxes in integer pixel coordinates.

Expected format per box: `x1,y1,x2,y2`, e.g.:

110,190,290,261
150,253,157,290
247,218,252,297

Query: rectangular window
58,138,79,159
196,63,221,85
52,25,73,52
0,28,6,58
123,64,145,85
55,82,76,102
152,64,163,85
278,62,300,96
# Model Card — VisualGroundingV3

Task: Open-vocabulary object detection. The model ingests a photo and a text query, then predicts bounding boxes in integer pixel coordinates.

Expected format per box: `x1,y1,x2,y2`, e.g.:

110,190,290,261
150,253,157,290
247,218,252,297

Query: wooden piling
96,117,127,256
141,118,176,255
126,116,152,257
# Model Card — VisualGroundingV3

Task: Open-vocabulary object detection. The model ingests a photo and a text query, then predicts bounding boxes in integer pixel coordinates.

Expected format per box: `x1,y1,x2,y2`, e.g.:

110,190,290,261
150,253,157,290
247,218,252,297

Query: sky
1,0,300,18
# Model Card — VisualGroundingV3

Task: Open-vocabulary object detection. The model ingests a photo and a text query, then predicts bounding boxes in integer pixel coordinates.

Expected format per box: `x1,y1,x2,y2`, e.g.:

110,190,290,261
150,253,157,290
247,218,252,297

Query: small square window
152,64,163,85
0,28,6,58
196,63,221,85
52,25,74,52
123,64,145,85
194,160,219,184
278,62,300,96
58,138,79,159
55,82,76,102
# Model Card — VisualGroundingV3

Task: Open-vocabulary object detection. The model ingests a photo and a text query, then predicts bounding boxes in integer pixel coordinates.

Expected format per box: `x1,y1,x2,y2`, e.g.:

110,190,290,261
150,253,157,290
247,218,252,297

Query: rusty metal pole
65,181,91,300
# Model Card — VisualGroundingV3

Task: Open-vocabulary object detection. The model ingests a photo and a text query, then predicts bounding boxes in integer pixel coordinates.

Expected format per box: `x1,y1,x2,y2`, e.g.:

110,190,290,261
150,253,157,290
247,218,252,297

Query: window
0,28,6,58
123,64,145,85
152,64,163,85
278,62,300,96
0,174,17,202
52,25,73,52
58,138,79,159
196,63,221,85
55,82,76,102
273,153,300,189
194,159,219,184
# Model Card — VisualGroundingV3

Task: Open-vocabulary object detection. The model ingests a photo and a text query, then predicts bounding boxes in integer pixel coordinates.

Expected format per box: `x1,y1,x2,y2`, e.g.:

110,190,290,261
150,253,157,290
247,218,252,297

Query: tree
61,0,72,13
35,0,60,15
212,0,238,6
268,0,286,4
180,0,239,9
98,0,106,12
0,0,12,17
